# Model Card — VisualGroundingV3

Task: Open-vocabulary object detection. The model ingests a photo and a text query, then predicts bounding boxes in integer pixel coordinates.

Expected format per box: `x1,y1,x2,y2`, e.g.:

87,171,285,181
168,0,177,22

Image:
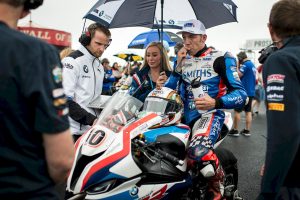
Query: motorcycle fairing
86,179,191,200
143,124,190,171
143,124,190,143
81,125,117,156
67,113,162,193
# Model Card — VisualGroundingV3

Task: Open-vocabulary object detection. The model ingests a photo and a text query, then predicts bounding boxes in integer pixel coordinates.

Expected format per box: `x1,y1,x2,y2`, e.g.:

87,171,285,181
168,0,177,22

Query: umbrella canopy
128,30,182,49
84,0,237,30
113,51,143,62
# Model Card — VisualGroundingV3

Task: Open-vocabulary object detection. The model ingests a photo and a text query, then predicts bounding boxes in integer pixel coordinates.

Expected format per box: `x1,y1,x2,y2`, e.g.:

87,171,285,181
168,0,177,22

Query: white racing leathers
62,45,104,135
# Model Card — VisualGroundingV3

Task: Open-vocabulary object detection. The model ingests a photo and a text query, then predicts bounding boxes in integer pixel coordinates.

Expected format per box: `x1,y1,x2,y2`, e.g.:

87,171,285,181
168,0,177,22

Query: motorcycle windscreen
96,92,143,132
143,96,178,115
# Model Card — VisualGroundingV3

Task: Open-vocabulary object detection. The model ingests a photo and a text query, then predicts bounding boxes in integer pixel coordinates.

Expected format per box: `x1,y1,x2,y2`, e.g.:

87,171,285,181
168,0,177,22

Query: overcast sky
19,0,277,65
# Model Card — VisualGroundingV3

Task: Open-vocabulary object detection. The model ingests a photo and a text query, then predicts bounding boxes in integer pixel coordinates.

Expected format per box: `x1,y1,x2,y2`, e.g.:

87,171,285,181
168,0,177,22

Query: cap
177,19,206,35
162,40,170,52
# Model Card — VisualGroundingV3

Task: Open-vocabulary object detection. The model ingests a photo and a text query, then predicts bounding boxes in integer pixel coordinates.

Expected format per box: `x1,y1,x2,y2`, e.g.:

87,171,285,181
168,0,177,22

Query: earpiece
24,0,43,10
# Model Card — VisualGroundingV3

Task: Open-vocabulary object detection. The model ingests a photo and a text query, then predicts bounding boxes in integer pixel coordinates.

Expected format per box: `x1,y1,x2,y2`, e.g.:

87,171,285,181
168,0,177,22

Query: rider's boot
200,149,225,200
187,135,225,200
207,163,225,200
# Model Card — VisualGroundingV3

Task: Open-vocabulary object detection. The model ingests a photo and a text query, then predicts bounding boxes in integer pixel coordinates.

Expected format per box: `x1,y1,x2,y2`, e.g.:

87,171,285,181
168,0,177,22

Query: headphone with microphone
79,23,112,47
23,0,43,10
79,30,92,47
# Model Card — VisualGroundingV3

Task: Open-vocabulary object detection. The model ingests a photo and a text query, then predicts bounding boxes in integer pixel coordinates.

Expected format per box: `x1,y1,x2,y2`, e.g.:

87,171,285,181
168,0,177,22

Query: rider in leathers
160,19,247,199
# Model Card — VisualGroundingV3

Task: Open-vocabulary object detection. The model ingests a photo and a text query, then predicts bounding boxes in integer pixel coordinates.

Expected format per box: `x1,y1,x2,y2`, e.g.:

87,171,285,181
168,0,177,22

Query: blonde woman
129,42,171,102
59,47,74,60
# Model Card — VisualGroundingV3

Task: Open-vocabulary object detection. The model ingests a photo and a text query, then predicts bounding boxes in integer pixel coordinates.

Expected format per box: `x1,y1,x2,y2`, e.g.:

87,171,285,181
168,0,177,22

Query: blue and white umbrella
84,0,237,31
128,30,182,49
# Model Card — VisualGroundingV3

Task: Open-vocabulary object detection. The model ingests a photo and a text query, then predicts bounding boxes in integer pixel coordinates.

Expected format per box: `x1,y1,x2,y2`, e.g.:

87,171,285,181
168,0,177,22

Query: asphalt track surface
220,108,267,200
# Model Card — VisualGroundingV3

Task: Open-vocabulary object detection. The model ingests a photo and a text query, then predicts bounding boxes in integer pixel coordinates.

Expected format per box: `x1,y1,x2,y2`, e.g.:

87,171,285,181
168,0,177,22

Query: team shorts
234,96,253,113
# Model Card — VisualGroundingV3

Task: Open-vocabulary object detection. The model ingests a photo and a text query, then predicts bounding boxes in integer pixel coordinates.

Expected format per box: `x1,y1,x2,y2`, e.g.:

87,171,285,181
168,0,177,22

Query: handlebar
156,149,184,166
133,139,184,166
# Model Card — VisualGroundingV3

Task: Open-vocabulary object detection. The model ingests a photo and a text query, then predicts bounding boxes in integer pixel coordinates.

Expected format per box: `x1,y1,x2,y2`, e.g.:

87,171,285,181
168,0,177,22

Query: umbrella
128,30,182,49
84,0,237,42
113,51,143,62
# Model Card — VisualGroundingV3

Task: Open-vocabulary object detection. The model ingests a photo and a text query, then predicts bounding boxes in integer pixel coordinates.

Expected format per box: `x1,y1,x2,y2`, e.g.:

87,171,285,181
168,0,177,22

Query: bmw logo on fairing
130,186,139,196
99,11,104,17
83,65,88,73
168,19,175,25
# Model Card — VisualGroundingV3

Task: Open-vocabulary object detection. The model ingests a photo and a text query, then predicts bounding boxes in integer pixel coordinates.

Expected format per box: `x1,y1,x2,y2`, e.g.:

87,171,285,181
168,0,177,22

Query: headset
23,0,43,10
79,23,112,47
79,30,92,47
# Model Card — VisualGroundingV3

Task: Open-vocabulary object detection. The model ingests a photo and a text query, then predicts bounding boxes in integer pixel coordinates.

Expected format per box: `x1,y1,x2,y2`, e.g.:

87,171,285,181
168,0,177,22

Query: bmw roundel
168,19,175,25
130,186,139,196
83,65,89,73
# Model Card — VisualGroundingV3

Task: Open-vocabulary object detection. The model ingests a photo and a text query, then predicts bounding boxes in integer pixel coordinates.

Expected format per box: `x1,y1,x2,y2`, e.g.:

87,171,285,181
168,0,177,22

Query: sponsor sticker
151,90,163,96
233,72,239,80
230,66,237,72
63,63,74,69
202,85,209,93
267,74,285,84
268,103,285,111
184,62,193,67
203,57,212,61
52,66,62,83
266,86,284,92
267,93,284,102
52,88,64,98
184,22,195,28
196,116,210,130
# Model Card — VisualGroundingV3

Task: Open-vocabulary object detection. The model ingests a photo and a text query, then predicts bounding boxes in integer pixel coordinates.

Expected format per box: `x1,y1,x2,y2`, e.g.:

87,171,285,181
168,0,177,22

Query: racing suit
165,46,247,199
62,44,104,138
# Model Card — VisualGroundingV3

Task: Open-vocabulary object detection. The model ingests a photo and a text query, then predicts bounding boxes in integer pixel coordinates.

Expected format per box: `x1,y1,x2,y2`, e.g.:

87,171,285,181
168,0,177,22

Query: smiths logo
184,22,195,28
183,69,213,79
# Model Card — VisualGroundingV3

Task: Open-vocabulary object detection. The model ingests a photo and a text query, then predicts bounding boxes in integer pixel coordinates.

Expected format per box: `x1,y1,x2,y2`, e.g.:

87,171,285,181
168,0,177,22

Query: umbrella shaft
160,0,164,43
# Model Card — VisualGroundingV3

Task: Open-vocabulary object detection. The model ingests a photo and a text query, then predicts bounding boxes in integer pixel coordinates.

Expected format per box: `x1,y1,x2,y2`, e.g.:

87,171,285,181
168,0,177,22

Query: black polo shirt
0,22,69,199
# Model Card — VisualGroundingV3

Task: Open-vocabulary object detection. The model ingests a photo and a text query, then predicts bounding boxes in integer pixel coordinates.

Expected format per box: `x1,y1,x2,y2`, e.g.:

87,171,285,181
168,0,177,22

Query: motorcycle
66,90,241,200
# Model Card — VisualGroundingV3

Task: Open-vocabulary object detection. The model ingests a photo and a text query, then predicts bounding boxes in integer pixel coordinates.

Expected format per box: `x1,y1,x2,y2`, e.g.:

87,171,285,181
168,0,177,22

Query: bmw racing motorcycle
66,88,241,200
